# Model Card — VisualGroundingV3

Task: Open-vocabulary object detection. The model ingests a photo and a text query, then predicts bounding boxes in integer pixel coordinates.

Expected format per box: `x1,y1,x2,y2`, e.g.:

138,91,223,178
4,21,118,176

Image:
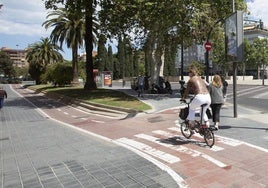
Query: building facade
1,47,28,68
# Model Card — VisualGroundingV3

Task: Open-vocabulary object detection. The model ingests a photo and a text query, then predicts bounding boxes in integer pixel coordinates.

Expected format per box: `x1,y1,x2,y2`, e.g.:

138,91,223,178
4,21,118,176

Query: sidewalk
0,84,181,188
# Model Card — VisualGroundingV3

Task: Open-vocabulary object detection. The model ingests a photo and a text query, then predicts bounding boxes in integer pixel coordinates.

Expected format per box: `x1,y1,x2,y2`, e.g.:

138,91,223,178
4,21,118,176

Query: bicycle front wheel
180,121,193,139
203,128,215,147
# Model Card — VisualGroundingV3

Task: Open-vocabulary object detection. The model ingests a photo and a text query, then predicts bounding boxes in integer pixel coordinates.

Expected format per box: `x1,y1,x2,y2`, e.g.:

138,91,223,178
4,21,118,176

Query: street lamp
16,44,19,67
262,62,266,86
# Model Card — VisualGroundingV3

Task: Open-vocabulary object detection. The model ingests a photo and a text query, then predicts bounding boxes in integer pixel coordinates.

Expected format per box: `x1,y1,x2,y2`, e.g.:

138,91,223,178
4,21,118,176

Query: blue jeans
0,98,4,108
138,85,144,97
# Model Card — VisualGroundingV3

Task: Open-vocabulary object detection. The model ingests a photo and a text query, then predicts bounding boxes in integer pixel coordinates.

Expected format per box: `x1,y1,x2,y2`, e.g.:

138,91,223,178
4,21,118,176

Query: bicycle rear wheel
203,128,215,147
180,121,193,139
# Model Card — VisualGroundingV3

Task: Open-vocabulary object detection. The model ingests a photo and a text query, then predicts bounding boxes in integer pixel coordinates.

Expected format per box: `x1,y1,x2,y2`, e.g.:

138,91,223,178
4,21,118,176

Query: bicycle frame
179,98,215,147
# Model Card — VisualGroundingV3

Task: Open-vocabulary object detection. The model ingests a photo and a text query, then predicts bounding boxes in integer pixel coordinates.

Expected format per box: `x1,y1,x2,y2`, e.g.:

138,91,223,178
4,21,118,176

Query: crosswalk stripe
216,136,243,147
167,127,224,151
171,125,243,147
116,137,181,164
135,133,202,157
135,133,228,168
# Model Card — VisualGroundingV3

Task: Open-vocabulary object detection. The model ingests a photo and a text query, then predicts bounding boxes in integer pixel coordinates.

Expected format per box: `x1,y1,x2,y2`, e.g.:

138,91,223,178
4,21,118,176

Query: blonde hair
188,66,199,76
212,75,222,87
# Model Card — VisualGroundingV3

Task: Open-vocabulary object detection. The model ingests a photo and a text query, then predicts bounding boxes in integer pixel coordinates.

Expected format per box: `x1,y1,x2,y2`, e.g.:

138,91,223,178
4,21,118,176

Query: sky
0,0,267,61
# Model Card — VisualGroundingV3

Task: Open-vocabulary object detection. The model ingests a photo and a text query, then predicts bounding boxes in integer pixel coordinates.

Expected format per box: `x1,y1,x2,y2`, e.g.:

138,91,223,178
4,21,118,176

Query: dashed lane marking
135,133,229,168
116,137,181,164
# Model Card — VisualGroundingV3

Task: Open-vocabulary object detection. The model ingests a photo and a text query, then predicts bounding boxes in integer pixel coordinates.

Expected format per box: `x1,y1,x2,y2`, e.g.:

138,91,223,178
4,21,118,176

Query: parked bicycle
179,98,215,147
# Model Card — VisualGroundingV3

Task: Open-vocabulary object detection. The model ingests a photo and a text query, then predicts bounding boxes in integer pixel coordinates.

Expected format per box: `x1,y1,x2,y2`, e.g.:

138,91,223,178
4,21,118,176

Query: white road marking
116,137,181,164
216,136,243,147
135,133,228,168
167,126,224,152
251,91,268,99
91,120,105,123
135,133,202,157
228,86,266,98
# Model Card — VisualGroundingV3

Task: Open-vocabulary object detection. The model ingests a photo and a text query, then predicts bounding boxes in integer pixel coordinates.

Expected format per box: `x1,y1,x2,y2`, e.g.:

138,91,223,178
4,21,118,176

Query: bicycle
179,99,215,147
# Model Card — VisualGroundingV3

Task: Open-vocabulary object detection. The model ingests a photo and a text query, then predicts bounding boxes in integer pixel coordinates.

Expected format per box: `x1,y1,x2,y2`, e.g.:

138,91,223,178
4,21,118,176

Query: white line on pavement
135,133,228,168
168,126,224,152
116,137,181,164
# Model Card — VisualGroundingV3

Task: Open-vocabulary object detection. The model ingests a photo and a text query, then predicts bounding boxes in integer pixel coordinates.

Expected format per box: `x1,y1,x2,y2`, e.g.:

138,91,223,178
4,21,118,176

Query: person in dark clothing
209,75,224,130
221,76,228,103
0,86,7,109
137,75,144,97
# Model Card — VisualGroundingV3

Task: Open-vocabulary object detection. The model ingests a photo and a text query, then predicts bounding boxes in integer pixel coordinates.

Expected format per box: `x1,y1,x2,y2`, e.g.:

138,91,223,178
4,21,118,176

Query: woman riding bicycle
181,66,211,130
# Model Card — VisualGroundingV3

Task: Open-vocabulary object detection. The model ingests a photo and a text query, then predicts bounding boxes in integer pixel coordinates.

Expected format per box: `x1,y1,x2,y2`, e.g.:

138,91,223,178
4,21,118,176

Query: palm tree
27,37,63,66
43,2,99,87
26,37,63,84
43,6,84,86
43,0,99,89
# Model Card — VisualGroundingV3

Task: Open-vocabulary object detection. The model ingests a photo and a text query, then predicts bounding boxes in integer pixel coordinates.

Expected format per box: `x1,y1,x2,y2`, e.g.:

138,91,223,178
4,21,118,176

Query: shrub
43,63,72,86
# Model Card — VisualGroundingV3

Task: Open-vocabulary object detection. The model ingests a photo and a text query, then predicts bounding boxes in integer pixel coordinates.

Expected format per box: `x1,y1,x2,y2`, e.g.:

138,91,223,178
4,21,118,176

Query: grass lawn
28,85,151,112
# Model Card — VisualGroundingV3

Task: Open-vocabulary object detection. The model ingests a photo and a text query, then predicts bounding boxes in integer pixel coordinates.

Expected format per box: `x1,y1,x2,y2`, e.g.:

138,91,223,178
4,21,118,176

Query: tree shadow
157,136,208,148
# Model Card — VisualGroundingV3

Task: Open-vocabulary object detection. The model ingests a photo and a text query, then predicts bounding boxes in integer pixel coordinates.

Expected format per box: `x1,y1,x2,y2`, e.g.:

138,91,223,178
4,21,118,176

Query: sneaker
215,122,219,130
205,121,210,128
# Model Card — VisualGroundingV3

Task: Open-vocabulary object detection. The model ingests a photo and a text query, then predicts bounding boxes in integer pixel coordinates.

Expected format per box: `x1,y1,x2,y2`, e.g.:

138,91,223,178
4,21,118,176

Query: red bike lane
14,85,268,188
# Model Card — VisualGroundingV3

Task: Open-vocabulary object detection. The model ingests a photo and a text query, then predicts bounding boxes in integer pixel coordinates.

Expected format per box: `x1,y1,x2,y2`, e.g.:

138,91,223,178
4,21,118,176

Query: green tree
132,50,140,76
250,38,268,79
96,34,108,72
44,0,98,90
28,62,45,85
14,66,29,80
43,5,84,86
26,38,63,66
0,51,14,78
26,37,63,84
107,45,113,72
43,63,73,86
99,0,247,83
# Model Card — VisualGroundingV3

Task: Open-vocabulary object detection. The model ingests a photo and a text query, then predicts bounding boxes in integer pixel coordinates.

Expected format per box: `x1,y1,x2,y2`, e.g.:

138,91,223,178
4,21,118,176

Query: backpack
179,107,189,120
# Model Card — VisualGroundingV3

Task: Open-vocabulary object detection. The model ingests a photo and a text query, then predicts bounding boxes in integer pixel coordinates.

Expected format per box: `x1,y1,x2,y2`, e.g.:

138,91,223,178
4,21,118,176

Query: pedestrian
0,86,7,109
137,74,144,97
208,75,225,130
221,75,228,103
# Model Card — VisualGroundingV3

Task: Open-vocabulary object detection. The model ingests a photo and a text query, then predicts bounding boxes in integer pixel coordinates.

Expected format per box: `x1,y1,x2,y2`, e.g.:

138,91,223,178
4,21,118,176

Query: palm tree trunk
84,0,97,90
71,45,79,86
